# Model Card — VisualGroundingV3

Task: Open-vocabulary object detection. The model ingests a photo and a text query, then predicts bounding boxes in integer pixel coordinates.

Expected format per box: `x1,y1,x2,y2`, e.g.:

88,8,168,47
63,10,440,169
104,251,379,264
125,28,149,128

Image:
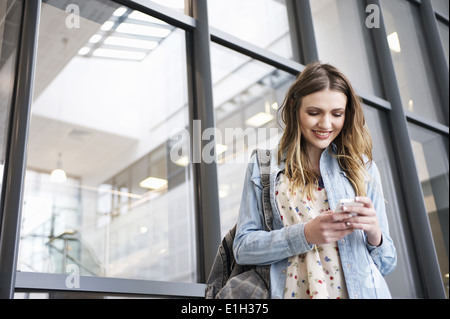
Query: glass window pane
207,0,295,61
310,0,384,98
210,42,424,296
364,106,423,298
437,20,449,67
210,43,296,235
0,0,22,199
381,0,445,124
431,0,449,17
18,1,196,283
408,124,449,298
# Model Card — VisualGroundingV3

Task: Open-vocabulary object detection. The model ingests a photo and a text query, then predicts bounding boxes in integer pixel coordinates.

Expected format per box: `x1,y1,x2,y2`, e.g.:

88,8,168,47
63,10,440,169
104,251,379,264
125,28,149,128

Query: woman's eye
308,112,319,116
333,113,344,117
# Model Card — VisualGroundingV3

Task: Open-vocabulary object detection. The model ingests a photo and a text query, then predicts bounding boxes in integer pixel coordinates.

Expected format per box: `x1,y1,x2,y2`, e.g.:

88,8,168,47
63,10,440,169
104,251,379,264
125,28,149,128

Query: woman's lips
312,130,333,139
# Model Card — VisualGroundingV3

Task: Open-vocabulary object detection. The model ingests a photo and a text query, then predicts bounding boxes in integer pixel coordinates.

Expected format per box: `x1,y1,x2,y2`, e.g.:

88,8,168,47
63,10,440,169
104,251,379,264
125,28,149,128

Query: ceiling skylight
92,48,147,61
104,36,158,50
115,23,171,38
78,6,174,61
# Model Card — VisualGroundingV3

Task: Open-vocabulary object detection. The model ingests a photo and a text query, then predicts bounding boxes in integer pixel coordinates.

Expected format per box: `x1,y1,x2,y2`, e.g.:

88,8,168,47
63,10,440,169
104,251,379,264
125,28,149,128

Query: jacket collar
275,142,337,164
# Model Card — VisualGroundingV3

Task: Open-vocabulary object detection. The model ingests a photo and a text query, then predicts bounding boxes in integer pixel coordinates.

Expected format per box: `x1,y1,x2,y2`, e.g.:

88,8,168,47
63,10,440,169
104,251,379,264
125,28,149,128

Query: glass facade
211,43,296,235
0,0,447,299
363,106,423,298
207,0,294,60
18,1,196,283
431,0,449,17
381,0,446,125
409,123,449,298
310,0,384,97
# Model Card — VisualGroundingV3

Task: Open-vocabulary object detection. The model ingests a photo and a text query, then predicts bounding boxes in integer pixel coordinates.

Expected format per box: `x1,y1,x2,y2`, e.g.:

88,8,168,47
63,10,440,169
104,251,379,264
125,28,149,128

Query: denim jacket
233,145,397,299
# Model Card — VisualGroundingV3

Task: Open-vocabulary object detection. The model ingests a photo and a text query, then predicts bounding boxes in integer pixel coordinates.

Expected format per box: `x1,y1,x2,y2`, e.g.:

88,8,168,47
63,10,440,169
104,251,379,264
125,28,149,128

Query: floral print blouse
275,173,349,299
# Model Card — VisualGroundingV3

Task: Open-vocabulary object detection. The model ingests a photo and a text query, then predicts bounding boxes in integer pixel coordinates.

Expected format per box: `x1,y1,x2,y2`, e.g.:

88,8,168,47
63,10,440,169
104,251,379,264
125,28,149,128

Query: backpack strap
254,148,273,232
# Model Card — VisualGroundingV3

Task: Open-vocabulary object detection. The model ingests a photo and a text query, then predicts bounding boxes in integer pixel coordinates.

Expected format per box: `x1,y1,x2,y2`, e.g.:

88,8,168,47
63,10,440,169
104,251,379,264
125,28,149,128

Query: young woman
233,62,397,299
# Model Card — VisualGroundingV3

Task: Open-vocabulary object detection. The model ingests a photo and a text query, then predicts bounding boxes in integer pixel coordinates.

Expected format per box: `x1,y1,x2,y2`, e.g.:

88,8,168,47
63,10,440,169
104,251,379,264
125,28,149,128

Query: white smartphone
334,198,363,216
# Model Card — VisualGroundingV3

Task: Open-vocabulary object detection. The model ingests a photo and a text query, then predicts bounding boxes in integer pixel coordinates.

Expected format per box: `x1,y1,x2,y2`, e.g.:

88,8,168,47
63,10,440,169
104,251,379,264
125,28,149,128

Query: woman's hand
304,210,354,245
343,197,382,247
304,197,382,246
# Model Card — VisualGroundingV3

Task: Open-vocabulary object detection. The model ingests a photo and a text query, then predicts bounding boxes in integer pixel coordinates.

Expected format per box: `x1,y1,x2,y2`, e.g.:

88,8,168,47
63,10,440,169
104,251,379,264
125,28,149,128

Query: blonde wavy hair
278,62,373,200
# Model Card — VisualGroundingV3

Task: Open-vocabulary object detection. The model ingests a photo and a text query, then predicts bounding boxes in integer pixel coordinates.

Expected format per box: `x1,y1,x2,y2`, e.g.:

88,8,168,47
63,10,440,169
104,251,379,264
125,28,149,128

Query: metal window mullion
189,0,221,283
210,27,304,75
15,272,205,297
367,0,446,299
0,0,41,299
288,0,319,64
406,111,450,136
285,0,302,63
435,11,449,24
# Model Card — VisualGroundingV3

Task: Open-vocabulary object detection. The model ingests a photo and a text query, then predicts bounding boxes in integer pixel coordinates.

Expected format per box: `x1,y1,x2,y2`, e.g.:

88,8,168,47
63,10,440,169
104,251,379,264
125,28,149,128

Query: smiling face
298,89,347,160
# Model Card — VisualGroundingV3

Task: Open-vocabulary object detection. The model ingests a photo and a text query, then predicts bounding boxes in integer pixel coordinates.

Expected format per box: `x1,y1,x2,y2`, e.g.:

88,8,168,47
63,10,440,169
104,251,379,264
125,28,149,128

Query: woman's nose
318,115,332,129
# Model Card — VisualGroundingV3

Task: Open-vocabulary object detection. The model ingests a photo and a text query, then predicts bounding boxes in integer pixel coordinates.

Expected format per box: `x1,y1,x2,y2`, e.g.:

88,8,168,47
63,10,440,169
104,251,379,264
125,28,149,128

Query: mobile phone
334,198,363,216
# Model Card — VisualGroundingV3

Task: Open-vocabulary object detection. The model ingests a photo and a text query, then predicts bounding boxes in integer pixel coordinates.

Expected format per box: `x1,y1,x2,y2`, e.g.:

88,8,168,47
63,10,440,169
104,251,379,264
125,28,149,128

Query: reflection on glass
18,1,195,283
207,0,294,61
0,0,22,197
381,0,445,124
210,42,295,235
310,0,384,98
409,123,449,298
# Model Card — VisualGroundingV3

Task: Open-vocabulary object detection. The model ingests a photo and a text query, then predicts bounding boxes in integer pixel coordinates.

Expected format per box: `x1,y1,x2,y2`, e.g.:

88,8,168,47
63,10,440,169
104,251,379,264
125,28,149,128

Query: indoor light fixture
245,112,274,127
408,99,414,111
51,169,67,183
113,6,128,17
51,152,67,183
78,47,90,56
387,32,401,53
101,20,115,31
174,155,189,167
89,34,102,44
139,177,168,189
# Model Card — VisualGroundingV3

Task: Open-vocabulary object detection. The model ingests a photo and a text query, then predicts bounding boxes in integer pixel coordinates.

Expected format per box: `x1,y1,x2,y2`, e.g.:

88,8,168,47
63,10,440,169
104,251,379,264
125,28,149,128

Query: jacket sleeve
365,161,397,276
233,154,313,266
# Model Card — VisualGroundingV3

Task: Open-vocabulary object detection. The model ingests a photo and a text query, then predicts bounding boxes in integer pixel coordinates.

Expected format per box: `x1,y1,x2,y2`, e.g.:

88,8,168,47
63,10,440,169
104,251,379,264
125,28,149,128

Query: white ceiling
27,114,137,182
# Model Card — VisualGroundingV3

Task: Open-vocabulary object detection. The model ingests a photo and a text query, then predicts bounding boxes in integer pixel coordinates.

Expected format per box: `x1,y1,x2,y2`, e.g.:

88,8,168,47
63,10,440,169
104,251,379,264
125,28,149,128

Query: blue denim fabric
233,145,397,299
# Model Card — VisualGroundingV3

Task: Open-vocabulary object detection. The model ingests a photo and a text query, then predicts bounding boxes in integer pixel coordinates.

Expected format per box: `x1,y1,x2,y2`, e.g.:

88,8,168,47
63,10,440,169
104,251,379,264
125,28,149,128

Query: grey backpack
205,149,273,299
